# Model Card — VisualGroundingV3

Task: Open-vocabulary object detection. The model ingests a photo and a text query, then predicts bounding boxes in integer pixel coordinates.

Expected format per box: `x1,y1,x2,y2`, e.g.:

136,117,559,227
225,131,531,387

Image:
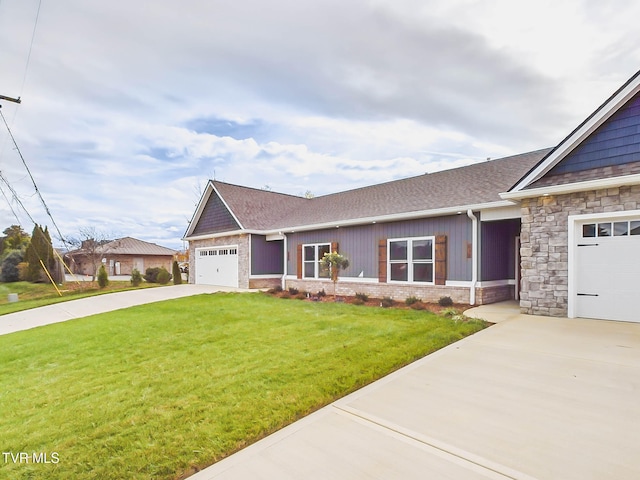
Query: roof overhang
509,70,640,193
183,200,518,240
183,181,245,239
501,173,640,201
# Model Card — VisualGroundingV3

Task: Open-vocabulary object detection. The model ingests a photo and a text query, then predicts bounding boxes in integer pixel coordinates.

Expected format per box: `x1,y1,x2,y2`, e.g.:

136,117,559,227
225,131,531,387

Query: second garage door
574,218,640,322
196,246,239,287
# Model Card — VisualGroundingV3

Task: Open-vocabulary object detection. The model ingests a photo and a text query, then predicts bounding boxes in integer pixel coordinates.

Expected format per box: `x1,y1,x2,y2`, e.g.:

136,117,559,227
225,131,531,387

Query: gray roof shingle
212,148,552,232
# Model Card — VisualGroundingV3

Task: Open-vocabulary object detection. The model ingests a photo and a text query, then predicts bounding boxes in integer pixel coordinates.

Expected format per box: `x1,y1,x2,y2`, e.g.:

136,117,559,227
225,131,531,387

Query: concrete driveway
0,284,247,336
191,305,640,480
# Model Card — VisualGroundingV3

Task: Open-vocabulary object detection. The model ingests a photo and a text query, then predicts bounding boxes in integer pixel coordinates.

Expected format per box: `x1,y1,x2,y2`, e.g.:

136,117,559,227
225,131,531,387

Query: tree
1,225,30,255
319,251,350,299
68,227,112,281
24,225,57,283
172,260,182,285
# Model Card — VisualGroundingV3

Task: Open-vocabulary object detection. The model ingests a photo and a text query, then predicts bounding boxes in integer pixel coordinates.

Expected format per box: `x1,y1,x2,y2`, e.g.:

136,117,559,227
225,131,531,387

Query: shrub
0,251,23,282
317,289,326,297
380,297,394,308
405,296,420,306
97,264,109,288
288,287,299,295
144,267,173,284
172,260,182,285
440,307,460,317
438,296,454,307
157,267,171,285
131,268,143,287
355,292,369,302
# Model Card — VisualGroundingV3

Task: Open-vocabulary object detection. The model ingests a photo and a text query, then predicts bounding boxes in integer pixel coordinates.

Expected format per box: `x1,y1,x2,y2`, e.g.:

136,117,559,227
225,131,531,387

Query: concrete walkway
0,284,248,336
190,302,640,480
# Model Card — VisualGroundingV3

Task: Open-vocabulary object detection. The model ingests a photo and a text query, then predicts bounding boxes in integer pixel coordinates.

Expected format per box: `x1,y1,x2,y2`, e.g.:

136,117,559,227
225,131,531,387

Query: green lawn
0,292,487,480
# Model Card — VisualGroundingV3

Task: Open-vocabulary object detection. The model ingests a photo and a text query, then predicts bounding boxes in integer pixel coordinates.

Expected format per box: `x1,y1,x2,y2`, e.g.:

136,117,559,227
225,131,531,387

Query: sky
1,0,639,251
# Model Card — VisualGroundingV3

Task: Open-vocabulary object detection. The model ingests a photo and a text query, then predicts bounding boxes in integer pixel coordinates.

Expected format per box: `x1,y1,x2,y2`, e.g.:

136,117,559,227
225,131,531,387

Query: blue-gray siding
479,219,519,281
191,191,239,236
286,215,472,281
251,235,284,275
549,92,640,175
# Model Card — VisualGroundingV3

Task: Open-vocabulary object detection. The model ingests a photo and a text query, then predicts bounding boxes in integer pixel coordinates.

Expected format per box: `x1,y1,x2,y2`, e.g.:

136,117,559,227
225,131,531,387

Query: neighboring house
184,69,640,323
65,237,177,276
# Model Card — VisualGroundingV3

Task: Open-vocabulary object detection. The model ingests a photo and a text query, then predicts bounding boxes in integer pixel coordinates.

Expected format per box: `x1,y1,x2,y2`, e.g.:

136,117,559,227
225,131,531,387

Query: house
184,69,640,323
65,236,177,276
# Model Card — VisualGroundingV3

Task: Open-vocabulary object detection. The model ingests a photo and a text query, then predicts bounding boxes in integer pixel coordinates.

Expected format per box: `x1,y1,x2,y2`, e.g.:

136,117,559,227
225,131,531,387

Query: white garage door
574,218,640,322
196,246,238,287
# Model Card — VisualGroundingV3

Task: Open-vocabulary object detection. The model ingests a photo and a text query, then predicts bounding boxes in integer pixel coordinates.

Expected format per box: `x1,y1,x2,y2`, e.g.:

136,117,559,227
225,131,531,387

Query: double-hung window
303,243,331,279
388,237,434,283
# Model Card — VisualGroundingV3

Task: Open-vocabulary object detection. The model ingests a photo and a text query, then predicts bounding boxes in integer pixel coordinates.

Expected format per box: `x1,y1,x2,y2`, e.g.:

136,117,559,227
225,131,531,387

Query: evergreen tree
24,225,56,283
172,260,182,285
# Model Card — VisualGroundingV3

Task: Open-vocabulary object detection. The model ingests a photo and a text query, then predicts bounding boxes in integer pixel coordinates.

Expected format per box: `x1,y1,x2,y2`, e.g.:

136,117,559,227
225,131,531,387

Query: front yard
0,292,487,479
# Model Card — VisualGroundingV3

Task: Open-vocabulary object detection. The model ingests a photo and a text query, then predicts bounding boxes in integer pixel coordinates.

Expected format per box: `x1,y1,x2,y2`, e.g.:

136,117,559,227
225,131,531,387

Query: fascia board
511,74,640,192
500,173,640,201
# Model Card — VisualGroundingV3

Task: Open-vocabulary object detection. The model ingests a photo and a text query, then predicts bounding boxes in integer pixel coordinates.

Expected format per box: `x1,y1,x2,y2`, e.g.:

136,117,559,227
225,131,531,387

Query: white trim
338,276,379,284
467,209,478,305
444,280,472,287
501,174,640,201
302,243,331,280
249,274,282,279
510,73,640,192
567,209,640,318
476,279,516,287
480,205,521,221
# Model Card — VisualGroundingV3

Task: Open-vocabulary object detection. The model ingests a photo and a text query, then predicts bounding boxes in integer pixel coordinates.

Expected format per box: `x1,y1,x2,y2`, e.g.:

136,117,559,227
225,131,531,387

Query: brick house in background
65,236,177,277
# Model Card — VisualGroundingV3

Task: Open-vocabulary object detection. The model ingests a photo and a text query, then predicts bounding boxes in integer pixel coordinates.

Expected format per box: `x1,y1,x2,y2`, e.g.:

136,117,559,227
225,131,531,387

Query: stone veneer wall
520,185,640,317
188,234,250,288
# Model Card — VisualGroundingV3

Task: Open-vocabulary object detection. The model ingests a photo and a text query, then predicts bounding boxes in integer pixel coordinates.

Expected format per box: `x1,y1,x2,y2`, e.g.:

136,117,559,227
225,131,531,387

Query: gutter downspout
281,232,287,291
467,209,478,305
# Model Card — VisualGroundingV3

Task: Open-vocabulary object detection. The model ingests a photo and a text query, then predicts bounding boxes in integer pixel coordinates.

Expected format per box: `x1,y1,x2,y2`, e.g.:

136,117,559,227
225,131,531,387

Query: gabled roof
67,237,176,257
505,69,640,198
184,149,549,238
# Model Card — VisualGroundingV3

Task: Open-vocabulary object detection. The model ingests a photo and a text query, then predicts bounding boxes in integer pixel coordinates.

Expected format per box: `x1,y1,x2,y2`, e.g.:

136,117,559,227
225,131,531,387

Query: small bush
131,268,143,287
380,297,394,308
438,296,454,307
288,287,299,295
405,296,420,306
0,251,23,282
97,264,109,289
157,267,171,285
410,301,426,310
440,307,460,317
355,292,369,302
144,267,173,284
317,289,326,297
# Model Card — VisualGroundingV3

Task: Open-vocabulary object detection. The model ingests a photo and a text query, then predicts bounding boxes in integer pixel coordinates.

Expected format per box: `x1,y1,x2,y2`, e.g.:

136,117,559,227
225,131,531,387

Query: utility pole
0,94,21,104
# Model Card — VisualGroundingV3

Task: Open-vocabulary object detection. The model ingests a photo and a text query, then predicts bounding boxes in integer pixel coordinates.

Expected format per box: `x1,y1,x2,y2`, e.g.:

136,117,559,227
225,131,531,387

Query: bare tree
66,227,115,281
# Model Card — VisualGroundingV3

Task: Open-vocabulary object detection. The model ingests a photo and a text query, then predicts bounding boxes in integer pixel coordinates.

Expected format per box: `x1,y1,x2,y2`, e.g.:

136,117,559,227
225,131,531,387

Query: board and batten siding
250,235,284,275
479,219,520,282
285,214,472,281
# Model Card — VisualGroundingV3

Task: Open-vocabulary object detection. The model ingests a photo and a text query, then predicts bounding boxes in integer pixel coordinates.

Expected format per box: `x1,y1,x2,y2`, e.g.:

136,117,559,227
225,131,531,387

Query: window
388,237,434,283
583,220,640,238
303,243,331,279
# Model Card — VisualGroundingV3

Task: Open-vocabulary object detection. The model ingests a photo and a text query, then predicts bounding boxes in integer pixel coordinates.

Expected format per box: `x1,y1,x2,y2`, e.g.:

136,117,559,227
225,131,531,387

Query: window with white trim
582,219,640,237
388,237,434,283
303,243,331,279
